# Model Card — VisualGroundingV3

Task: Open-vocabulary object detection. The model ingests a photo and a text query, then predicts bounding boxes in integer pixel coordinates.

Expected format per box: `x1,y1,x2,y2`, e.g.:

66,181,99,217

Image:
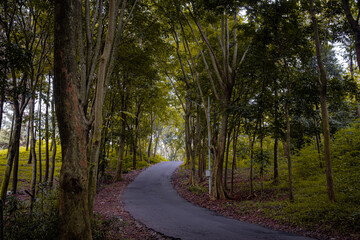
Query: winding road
123,161,312,240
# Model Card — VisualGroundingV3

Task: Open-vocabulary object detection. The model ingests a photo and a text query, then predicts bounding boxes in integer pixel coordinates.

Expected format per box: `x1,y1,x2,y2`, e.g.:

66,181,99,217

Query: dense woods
0,0,359,239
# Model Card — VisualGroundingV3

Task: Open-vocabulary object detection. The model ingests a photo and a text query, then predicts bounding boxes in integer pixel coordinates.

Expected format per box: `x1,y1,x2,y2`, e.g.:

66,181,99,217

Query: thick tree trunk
310,0,335,202
212,96,230,199
54,0,92,238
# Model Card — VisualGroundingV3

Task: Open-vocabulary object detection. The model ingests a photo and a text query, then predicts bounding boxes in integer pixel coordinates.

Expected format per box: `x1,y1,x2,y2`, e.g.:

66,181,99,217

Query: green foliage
150,154,168,164
187,185,206,195
91,214,108,240
3,188,60,240
294,120,360,201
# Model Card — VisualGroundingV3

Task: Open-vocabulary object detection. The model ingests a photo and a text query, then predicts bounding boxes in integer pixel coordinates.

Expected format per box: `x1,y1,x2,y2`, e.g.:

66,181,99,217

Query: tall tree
309,0,336,202
54,0,92,238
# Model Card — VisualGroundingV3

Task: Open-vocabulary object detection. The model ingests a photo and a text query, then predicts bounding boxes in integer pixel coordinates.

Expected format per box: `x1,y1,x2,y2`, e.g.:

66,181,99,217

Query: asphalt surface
123,161,313,240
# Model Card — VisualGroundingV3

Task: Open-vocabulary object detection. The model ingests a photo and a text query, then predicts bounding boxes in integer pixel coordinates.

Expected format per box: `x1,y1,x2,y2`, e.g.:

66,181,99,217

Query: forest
0,0,359,239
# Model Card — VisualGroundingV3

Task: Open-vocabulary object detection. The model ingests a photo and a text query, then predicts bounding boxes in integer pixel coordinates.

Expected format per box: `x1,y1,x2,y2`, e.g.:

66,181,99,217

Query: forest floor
93,169,173,240
171,167,360,240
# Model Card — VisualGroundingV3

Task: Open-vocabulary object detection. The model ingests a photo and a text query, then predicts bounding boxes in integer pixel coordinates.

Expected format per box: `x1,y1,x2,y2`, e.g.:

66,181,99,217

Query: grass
0,141,62,193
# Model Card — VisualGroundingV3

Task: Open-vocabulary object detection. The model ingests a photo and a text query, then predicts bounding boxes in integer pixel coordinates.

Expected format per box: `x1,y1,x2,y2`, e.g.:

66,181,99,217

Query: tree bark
54,0,92,238
49,99,56,189
147,113,154,162
310,0,336,202
0,93,4,132
342,0,360,70
11,150,19,194
114,87,127,181
45,78,50,183
30,98,37,210
231,126,238,194
0,100,23,202
26,113,31,152
224,129,231,190
28,98,36,164
38,84,42,183
273,85,279,183
285,99,294,201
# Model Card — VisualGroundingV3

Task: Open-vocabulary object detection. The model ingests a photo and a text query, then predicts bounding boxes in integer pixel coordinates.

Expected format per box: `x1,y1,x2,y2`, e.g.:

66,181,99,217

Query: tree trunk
249,134,256,197
0,93,4,131
231,126,238,194
285,87,294,201
212,95,230,199
45,78,50,183
132,137,137,169
7,115,14,159
147,114,154,163
114,90,127,181
138,129,142,162
11,151,19,194
224,130,231,190
273,84,279,183
0,104,23,202
342,0,360,71
54,0,92,238
314,117,323,168
310,0,336,202
38,86,42,183
26,113,30,151
153,121,161,158
184,100,192,168
30,99,37,210
49,99,56,189
28,99,35,164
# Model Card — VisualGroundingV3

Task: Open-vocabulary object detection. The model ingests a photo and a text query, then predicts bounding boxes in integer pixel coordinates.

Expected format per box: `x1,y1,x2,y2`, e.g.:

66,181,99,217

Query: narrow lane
123,161,312,240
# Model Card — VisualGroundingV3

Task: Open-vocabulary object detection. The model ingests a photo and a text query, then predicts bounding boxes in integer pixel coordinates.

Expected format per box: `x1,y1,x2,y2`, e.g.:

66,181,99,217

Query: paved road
123,161,312,240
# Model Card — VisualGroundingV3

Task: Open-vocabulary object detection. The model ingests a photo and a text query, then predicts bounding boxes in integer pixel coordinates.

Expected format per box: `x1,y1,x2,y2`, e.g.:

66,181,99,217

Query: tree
309,0,336,202
54,0,92,238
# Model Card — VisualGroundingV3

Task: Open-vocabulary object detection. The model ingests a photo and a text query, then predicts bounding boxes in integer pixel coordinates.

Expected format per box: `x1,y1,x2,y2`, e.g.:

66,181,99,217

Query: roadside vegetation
173,121,360,239
0,143,166,240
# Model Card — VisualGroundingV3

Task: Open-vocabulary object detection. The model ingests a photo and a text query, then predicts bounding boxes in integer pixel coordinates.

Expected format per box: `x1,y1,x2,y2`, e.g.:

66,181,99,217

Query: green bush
4,188,59,240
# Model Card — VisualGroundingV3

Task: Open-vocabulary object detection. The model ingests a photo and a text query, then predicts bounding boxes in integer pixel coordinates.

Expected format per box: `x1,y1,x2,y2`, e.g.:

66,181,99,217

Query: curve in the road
123,161,312,240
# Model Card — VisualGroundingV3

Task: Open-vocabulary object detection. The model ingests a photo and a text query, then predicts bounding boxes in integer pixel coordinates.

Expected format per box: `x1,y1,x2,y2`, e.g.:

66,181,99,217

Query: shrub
4,188,59,240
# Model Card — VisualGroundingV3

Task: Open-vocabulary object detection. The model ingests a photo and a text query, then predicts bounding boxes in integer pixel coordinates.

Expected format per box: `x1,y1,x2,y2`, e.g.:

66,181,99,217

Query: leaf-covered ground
171,167,360,240
93,169,174,240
